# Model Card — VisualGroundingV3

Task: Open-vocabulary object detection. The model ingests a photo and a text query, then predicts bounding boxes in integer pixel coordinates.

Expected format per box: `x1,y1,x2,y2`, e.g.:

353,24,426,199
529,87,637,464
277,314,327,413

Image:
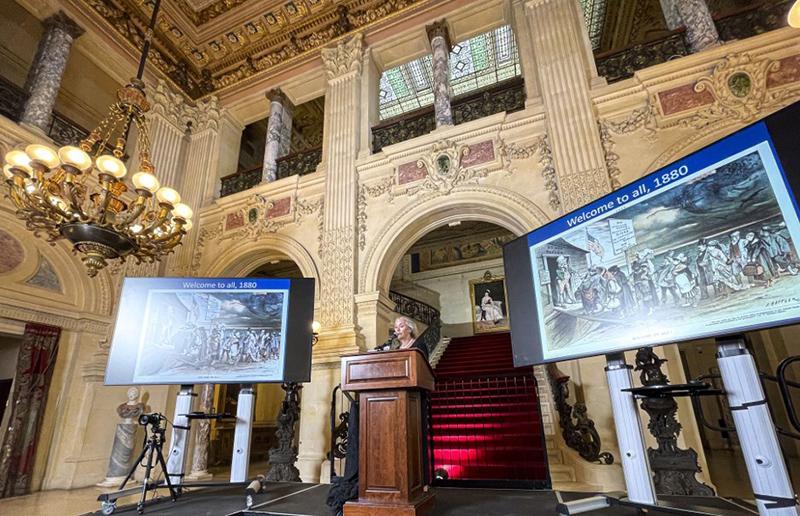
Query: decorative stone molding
319,226,356,326
498,136,561,212
321,34,363,81
686,53,795,128
0,302,109,334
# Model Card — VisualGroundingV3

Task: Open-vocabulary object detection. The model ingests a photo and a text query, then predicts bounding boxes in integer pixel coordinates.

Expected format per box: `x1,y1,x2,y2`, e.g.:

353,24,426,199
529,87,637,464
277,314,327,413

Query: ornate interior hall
1,0,800,513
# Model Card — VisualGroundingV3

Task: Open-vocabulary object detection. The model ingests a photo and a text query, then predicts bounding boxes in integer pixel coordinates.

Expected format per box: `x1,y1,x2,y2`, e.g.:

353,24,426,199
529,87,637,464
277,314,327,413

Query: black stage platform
85,483,759,515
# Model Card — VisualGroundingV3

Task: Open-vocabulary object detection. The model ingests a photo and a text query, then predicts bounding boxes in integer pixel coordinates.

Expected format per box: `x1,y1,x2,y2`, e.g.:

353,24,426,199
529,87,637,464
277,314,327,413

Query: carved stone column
634,348,715,496
20,12,84,131
524,0,611,211
426,20,454,127
659,0,683,30
511,0,541,106
262,89,294,182
167,96,223,276
672,0,720,53
187,384,214,480
318,34,363,338
146,81,191,191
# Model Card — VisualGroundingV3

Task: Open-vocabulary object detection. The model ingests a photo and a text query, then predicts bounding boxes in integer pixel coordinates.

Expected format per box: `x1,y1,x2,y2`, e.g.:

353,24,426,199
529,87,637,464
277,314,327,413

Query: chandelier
1,0,190,277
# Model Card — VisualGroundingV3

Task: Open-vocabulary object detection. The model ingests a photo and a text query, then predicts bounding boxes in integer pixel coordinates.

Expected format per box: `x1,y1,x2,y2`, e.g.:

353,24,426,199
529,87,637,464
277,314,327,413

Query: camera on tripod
137,412,165,427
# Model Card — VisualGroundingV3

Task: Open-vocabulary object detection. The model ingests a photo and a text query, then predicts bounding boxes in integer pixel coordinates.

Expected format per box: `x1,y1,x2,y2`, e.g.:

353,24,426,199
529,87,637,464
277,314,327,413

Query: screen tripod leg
716,337,799,516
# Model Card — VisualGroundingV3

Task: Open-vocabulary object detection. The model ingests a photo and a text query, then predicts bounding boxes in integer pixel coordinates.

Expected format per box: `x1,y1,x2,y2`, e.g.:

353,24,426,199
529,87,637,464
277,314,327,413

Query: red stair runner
431,333,549,484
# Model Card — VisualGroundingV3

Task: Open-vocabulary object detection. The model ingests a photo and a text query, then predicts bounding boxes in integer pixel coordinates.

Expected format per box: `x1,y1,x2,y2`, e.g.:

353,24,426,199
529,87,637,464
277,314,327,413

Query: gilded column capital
425,20,451,49
321,33,363,81
43,11,84,39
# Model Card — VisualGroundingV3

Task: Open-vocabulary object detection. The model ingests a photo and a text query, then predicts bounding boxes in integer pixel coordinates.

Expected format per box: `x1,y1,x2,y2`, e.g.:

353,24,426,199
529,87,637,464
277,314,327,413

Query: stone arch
644,120,742,176
361,186,549,294
204,233,320,289
0,210,112,316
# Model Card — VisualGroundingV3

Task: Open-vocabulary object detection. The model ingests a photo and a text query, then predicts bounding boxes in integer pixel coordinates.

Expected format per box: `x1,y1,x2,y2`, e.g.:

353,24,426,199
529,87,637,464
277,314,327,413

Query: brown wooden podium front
340,349,436,516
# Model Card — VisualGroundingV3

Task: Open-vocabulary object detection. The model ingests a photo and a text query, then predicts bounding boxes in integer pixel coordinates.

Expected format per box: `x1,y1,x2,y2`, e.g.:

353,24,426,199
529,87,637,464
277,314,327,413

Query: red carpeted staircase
430,332,549,485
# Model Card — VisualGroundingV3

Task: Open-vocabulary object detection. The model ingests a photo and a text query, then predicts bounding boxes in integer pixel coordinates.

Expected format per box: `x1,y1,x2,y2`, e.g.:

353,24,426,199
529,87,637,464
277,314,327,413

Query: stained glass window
378,55,435,120
581,0,607,50
449,25,520,96
378,25,522,121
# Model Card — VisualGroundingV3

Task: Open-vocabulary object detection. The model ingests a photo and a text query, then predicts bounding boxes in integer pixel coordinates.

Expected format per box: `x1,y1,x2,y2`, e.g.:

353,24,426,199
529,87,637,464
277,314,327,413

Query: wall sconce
790,0,800,28
312,320,321,345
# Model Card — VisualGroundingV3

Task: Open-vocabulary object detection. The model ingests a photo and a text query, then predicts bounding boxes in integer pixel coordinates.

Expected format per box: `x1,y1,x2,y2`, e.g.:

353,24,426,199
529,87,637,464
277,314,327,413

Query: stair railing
546,363,615,464
388,290,443,357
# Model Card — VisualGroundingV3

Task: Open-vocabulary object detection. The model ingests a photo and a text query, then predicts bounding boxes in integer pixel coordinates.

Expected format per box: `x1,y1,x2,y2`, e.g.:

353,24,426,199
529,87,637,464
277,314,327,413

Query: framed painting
470,272,510,334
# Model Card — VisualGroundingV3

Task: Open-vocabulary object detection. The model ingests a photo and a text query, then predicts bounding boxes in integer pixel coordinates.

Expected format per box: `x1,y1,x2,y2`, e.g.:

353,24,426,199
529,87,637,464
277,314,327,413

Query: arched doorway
385,218,550,488
206,257,304,477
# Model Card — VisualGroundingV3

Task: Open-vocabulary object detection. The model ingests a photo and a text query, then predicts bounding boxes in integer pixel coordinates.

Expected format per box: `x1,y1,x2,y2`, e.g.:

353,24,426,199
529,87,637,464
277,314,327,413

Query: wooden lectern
340,349,436,516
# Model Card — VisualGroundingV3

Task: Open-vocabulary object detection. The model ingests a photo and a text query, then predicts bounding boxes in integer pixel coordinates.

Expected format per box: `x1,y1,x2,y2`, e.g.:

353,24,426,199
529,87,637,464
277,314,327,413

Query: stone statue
97,387,146,487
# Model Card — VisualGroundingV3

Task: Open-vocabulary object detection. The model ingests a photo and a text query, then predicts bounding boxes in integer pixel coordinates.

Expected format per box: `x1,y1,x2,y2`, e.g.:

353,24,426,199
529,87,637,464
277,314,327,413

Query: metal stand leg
556,353,657,515
166,385,195,487
605,352,657,505
231,385,255,483
716,337,799,516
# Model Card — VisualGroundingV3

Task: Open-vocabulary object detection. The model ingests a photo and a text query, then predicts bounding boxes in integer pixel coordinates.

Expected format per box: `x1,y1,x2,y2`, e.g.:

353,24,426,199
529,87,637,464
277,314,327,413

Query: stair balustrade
388,290,443,357
546,363,614,465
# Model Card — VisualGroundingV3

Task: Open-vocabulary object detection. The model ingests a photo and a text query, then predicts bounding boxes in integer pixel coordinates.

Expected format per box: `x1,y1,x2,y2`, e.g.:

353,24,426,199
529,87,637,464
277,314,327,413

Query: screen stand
716,336,799,516
166,384,195,487
231,384,255,483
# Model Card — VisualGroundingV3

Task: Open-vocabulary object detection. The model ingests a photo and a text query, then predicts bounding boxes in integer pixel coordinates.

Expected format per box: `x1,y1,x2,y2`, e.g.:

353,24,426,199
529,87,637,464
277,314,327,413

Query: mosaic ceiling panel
75,0,433,98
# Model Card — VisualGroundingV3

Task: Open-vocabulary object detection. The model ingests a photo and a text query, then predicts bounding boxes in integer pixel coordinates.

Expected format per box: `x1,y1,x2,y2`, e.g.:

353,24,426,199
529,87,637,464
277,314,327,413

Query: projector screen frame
504,101,800,367
104,276,315,385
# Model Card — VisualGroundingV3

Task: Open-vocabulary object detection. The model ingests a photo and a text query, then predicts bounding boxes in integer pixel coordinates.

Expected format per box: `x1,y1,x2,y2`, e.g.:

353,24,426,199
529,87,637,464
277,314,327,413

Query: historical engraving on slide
530,143,800,360
133,289,289,383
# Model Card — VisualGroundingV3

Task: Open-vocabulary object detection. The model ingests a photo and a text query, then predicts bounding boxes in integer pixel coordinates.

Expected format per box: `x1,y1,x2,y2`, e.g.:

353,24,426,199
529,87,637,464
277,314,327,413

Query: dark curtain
0,323,61,498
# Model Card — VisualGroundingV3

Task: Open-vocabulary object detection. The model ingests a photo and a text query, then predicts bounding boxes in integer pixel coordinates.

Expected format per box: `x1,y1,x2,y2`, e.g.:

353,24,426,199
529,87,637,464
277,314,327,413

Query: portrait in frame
470,271,510,334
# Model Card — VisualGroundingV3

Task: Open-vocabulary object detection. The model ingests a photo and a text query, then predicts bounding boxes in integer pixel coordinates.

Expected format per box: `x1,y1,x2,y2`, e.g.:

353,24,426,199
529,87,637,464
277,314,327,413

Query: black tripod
117,413,180,514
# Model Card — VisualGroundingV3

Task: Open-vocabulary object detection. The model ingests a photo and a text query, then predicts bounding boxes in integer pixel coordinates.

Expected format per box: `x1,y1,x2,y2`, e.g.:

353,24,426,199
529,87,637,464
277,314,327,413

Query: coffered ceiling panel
71,0,436,99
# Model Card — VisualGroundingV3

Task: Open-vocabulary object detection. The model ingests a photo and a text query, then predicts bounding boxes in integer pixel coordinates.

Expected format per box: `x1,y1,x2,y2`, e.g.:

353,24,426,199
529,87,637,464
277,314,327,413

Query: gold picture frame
469,271,510,334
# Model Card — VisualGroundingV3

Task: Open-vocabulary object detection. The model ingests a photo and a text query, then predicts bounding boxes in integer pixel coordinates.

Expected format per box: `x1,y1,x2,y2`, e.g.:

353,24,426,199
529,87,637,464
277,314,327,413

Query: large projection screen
105,277,315,385
505,101,800,366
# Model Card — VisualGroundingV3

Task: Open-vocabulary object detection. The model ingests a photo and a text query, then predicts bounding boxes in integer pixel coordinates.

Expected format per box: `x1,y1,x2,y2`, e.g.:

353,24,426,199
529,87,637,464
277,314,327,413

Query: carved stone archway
360,187,549,295
203,233,320,297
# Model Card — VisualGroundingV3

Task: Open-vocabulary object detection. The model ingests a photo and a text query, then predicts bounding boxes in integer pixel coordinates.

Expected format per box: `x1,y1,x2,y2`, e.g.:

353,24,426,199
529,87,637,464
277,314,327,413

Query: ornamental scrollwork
498,136,561,212
406,140,489,197
687,53,796,129
357,177,394,251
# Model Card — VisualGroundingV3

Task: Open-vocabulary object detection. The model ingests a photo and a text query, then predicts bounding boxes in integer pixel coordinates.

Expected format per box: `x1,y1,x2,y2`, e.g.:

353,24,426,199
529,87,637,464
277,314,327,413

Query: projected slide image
133,289,288,383
531,145,800,359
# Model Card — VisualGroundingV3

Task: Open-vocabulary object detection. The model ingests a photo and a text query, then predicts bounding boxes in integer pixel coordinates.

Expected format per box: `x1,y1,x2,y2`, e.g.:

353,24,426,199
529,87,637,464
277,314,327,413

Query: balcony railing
276,146,322,180
595,0,792,84
0,75,94,147
372,76,526,153
219,166,262,198
220,146,322,198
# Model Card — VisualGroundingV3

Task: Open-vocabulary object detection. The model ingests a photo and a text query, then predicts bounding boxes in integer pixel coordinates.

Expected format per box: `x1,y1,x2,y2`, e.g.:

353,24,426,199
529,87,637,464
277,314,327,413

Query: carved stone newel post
97,387,145,487
20,12,84,131
634,348,714,496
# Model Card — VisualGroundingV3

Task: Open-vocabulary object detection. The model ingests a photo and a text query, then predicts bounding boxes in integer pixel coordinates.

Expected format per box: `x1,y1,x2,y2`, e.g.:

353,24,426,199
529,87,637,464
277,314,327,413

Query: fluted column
146,81,191,191
20,12,84,131
673,0,720,52
426,20,454,127
262,89,294,182
167,95,223,277
318,34,363,334
525,0,611,211
511,0,541,106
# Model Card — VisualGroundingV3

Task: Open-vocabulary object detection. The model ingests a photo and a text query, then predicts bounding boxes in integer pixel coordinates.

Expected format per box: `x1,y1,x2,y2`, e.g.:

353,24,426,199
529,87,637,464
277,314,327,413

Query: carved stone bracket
634,347,715,496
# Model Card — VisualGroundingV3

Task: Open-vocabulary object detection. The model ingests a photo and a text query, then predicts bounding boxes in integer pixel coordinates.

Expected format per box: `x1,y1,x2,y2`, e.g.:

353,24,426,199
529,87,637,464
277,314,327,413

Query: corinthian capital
321,33,363,81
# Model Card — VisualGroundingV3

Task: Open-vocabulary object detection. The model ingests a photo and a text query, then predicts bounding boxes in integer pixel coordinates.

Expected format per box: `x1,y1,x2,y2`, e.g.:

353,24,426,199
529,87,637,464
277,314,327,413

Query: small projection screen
504,101,800,366
105,277,315,385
